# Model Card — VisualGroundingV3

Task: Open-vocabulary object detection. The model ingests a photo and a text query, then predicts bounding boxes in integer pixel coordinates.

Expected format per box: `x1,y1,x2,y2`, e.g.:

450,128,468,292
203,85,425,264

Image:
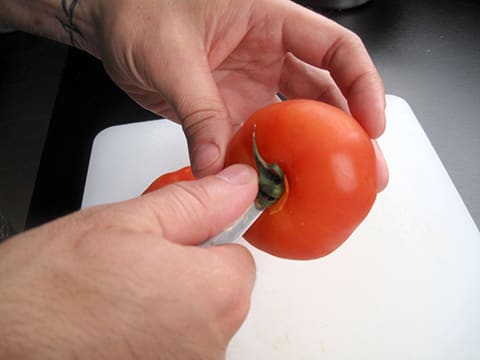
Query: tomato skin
142,166,194,194
224,100,377,260
143,100,377,260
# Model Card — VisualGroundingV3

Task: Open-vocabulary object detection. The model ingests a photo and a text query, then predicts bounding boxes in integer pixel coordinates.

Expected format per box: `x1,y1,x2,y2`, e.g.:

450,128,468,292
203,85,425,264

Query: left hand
88,0,387,188
0,0,388,188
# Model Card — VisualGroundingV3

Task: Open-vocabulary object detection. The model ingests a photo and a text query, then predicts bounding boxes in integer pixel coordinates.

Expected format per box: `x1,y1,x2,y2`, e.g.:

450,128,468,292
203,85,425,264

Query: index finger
280,2,385,138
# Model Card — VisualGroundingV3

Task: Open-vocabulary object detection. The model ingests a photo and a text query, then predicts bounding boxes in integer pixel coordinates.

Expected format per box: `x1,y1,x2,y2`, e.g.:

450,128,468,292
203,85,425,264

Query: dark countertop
0,33,67,234
5,0,479,230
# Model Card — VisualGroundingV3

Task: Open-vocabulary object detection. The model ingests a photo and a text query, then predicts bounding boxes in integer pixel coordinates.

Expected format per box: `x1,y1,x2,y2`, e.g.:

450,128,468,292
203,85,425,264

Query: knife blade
199,202,264,247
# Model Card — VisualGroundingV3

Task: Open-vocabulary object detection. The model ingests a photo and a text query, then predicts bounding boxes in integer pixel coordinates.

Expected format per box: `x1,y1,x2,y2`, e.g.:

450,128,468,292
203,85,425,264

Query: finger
279,53,349,112
281,2,386,138
373,140,389,192
279,52,389,191
154,44,232,178
203,243,257,339
137,164,258,245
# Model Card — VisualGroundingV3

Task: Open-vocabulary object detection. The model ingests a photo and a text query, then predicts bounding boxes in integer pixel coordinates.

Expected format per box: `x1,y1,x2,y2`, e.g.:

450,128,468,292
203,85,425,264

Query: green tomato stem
253,124,286,210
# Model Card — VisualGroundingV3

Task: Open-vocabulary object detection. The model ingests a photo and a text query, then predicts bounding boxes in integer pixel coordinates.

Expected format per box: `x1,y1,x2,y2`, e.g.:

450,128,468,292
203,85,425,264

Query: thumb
160,53,231,178
139,164,258,245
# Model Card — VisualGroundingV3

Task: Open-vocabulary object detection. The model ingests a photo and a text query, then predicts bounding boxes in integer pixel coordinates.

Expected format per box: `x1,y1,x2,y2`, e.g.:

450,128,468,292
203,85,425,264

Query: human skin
0,165,258,359
1,0,388,188
0,0,388,357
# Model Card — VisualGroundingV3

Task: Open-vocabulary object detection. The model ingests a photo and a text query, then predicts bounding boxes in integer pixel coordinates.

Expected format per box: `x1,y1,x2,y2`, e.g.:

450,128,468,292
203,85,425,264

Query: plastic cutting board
82,95,480,359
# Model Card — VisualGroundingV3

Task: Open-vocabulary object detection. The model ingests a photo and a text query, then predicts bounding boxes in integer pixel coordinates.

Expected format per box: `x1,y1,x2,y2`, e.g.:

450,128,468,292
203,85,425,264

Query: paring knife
199,202,265,247
200,124,286,247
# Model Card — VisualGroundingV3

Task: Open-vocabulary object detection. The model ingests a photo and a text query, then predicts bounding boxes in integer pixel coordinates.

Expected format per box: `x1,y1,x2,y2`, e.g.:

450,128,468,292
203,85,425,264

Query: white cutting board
82,95,480,359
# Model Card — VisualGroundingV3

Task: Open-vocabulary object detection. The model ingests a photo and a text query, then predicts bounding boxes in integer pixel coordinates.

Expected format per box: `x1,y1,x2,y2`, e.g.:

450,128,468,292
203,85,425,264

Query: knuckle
67,204,147,259
323,30,365,69
180,103,225,140
169,181,212,218
152,181,215,239
345,29,363,45
206,249,255,334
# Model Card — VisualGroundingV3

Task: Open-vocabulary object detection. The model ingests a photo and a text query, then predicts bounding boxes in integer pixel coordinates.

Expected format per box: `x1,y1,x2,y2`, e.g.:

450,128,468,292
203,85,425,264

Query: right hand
0,164,258,359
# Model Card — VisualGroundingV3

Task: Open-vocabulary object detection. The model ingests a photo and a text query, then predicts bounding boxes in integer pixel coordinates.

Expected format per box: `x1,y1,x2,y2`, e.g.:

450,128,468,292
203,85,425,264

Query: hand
89,0,388,189
0,165,258,359
0,0,388,188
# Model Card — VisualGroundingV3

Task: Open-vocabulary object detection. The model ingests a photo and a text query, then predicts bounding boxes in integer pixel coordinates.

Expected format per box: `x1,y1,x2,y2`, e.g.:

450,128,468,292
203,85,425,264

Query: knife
199,202,265,247
199,124,286,248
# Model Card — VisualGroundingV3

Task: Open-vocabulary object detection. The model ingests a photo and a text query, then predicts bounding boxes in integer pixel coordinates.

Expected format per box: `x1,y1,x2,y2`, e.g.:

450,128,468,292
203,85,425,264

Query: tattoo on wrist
57,0,83,47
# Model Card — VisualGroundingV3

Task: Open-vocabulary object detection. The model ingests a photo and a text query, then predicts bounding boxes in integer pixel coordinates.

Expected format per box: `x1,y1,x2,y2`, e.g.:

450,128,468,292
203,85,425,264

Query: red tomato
224,100,377,260
142,166,194,194
143,100,377,260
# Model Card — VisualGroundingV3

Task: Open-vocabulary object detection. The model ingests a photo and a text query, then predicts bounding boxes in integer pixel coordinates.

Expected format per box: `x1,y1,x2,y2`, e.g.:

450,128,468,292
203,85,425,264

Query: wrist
0,0,100,57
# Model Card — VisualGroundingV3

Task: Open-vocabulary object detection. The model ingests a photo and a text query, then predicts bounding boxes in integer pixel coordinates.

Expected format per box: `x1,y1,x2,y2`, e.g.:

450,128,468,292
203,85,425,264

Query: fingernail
193,143,220,173
217,164,256,185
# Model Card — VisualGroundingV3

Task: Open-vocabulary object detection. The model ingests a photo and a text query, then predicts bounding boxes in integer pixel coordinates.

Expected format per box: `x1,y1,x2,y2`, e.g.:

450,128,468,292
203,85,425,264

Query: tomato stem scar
253,124,286,210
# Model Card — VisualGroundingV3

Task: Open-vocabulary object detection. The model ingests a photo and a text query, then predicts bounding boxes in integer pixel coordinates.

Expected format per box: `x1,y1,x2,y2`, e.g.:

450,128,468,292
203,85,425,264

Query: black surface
26,0,480,229
0,32,67,232
26,49,155,228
